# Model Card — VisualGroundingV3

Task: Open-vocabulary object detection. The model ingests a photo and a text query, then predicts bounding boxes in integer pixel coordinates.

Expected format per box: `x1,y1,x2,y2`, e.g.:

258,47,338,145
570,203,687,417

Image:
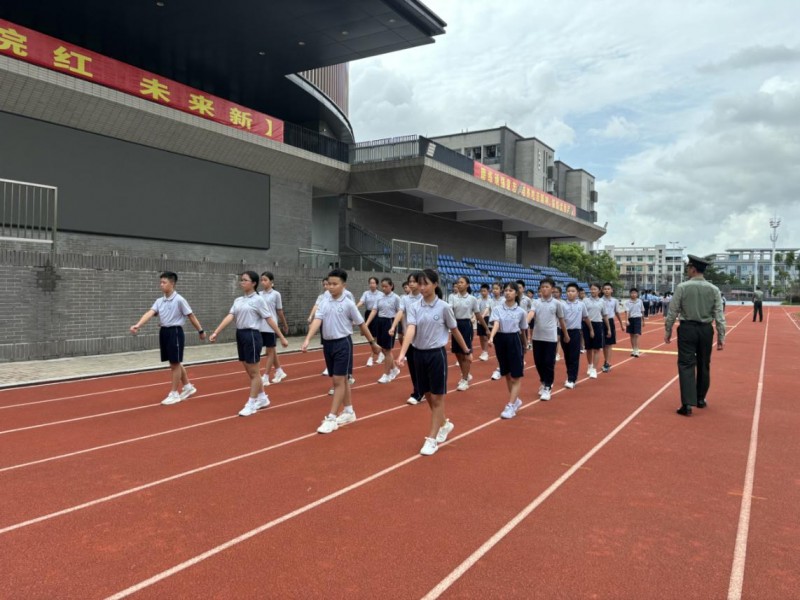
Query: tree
550,243,621,287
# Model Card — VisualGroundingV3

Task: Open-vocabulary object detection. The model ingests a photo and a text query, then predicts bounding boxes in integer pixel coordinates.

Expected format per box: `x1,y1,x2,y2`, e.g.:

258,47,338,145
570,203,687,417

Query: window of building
484,145,499,159
465,146,482,160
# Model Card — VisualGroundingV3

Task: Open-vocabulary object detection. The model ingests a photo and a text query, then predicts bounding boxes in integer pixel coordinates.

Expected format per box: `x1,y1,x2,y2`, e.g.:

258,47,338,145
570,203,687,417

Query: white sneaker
366,356,374,367
261,374,271,386
565,381,575,389
491,368,502,381
161,391,181,405
238,398,259,417
580,349,586,354
255,395,270,410
420,437,438,456
328,387,335,395
436,419,455,443
407,395,421,405
555,353,561,361
540,387,552,401
271,369,287,383
179,384,197,400
317,415,338,434
587,367,593,375
457,379,469,392
589,368,598,379
378,374,391,384
501,398,522,419
479,351,489,361
389,367,400,380
538,384,545,396
348,376,356,385
322,368,329,376
336,410,356,426
467,373,473,382
376,353,385,364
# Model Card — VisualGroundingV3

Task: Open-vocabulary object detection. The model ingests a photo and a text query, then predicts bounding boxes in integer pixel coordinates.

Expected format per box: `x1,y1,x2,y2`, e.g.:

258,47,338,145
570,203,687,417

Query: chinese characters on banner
473,163,577,217
0,19,284,142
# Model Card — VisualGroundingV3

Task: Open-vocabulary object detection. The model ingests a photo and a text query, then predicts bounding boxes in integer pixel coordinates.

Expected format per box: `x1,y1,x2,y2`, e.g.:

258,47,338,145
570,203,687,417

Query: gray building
605,244,684,291
711,248,799,289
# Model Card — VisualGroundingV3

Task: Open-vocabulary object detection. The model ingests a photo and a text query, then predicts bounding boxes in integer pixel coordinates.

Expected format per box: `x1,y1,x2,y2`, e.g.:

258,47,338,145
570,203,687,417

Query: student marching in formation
517,280,533,349
582,283,611,379
258,272,290,386
529,277,569,401
488,281,528,419
390,272,423,404
560,282,593,389
130,271,206,405
366,277,402,383
476,283,493,361
488,282,505,380
577,286,588,354
396,269,471,456
208,271,288,416
553,285,564,362
448,276,488,391
302,269,381,433
623,287,645,357
600,283,625,373
357,277,383,366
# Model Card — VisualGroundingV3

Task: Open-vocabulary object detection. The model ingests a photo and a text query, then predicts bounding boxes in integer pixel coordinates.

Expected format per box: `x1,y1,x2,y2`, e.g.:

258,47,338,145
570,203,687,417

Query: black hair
630,287,639,294
407,272,419,284
516,279,526,288
503,281,521,304
159,271,178,284
603,282,613,289
554,285,562,293
480,283,490,290
566,282,579,291
381,277,394,290
459,275,472,295
327,268,348,283
260,271,274,281
368,276,379,285
540,277,555,287
417,268,443,299
590,282,601,291
240,271,259,290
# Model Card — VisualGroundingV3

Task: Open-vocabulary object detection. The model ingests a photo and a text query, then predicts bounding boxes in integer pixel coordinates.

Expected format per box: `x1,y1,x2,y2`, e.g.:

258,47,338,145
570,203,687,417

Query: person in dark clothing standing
752,286,764,322
664,255,726,416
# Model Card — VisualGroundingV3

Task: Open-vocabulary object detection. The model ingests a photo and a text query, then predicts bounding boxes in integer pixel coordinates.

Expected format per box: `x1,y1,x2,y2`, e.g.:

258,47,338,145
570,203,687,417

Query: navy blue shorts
605,320,617,346
413,346,448,396
323,336,353,377
583,321,605,350
236,329,263,364
495,332,525,378
366,311,379,337
451,319,474,355
261,331,276,348
375,316,396,350
476,321,488,337
626,317,642,335
159,326,185,363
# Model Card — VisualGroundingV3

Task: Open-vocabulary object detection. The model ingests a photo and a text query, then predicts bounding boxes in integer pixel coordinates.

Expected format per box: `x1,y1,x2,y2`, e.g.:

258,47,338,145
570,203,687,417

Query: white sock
258,392,268,399
328,412,337,419
343,405,354,414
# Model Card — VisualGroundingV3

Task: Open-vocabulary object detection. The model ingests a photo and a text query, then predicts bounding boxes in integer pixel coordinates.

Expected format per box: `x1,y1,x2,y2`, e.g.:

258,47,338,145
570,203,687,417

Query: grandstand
437,254,589,295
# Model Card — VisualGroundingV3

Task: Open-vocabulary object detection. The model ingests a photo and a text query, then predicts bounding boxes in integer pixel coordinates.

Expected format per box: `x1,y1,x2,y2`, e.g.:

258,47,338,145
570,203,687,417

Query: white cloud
588,116,639,140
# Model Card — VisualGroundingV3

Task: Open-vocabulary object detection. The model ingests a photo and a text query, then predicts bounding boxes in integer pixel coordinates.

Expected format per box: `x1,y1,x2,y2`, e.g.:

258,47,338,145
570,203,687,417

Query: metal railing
284,122,350,163
1,178,58,253
297,247,339,269
347,222,391,271
391,238,438,273
350,135,422,164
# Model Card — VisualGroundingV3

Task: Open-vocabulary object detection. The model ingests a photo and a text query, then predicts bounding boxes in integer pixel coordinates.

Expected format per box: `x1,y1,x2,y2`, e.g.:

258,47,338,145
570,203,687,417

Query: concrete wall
311,195,340,252
0,247,386,361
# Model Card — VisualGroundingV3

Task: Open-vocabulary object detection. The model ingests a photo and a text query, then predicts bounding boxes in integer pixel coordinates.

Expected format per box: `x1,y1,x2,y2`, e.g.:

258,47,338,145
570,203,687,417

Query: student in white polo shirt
476,283,493,361
583,283,611,379
130,271,206,406
208,271,288,417
448,276,488,391
488,282,528,420
601,282,626,373
396,269,471,456
389,273,423,404
366,277,402,384
357,277,383,367
561,282,593,389
623,287,645,357
259,271,290,386
529,277,569,401
302,268,381,434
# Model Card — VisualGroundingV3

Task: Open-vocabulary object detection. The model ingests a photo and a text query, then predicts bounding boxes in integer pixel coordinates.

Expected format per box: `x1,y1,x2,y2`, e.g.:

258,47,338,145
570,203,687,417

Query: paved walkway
0,335,343,388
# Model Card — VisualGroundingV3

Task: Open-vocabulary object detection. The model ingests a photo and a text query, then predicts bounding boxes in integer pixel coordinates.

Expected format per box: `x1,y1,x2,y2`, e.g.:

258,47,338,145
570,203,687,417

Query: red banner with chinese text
0,19,284,142
473,163,577,217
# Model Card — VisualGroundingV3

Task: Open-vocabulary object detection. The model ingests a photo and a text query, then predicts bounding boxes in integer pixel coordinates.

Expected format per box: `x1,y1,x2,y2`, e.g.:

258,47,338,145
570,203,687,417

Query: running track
1,306,797,599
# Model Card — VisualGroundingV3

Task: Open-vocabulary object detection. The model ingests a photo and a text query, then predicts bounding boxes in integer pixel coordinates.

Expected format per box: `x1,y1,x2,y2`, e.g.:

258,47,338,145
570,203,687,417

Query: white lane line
0,348,371,410
727,312,770,600
781,307,800,331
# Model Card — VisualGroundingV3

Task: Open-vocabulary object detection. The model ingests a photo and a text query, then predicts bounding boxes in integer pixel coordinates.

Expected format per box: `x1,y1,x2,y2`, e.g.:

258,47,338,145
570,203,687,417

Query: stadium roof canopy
0,0,446,127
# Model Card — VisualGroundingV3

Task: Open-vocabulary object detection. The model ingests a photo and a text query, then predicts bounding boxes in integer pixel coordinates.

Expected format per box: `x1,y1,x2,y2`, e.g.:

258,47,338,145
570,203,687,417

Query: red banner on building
473,163,577,217
0,19,284,142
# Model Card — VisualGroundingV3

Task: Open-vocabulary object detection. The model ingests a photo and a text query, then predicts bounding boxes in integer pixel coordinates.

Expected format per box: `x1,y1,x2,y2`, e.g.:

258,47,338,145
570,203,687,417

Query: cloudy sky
349,0,800,257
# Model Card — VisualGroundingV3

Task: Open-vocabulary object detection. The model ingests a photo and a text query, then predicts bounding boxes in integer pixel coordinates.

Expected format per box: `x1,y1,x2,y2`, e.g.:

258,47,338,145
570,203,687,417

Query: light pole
669,241,680,292
769,216,781,292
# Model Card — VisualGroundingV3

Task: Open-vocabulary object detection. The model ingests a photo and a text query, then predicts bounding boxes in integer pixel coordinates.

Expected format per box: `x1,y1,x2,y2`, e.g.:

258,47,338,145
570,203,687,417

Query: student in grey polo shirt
259,272,290,385
210,271,288,417
396,269,470,457
302,269,381,435
561,282,593,389
389,273,424,404
357,277,384,367
582,283,611,379
366,277,402,384
448,276,488,392
131,271,206,406
488,281,529,420
529,277,569,401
